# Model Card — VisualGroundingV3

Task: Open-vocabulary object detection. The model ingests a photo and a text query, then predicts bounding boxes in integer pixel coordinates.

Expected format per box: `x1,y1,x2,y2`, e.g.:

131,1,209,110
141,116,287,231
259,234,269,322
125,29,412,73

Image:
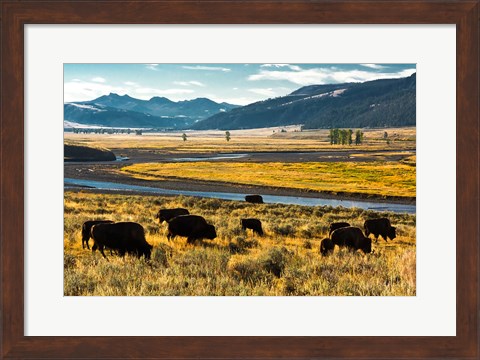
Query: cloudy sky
64,63,416,105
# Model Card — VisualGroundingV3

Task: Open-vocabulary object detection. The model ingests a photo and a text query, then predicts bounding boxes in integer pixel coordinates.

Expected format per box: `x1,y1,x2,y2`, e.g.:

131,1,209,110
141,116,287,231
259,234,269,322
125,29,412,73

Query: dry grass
121,161,416,198
64,191,416,296
64,127,415,154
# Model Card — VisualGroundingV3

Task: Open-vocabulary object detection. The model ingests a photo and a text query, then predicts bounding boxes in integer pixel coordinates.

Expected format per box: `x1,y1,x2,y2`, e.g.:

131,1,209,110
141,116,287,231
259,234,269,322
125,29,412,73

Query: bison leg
98,246,108,260
186,237,196,244
92,243,97,252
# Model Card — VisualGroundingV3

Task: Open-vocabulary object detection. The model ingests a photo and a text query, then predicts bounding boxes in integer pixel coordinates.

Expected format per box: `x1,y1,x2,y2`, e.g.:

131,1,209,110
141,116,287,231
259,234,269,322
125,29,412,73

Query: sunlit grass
64,191,416,296
121,161,416,198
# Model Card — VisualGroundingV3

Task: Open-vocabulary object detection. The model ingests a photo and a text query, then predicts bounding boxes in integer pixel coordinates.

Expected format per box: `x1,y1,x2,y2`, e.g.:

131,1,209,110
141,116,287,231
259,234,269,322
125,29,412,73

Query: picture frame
1,0,478,359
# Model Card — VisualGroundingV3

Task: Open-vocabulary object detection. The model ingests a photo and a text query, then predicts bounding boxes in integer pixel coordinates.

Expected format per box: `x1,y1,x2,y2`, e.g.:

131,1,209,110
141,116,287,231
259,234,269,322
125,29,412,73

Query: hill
64,94,238,129
64,143,116,162
191,73,416,130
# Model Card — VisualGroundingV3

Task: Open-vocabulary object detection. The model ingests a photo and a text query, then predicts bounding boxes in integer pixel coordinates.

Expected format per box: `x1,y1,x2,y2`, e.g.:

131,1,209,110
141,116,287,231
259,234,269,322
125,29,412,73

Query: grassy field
121,161,416,198
64,127,415,154
64,191,416,296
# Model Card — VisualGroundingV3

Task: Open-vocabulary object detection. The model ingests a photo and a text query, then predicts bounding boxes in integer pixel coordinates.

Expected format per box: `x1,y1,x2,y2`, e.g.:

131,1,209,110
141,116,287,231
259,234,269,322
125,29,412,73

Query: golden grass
64,191,416,296
121,161,416,198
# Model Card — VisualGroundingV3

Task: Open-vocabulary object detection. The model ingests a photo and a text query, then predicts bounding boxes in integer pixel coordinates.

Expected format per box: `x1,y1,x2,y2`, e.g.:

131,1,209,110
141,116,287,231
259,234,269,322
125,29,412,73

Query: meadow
64,126,416,154
64,191,416,296
121,161,416,199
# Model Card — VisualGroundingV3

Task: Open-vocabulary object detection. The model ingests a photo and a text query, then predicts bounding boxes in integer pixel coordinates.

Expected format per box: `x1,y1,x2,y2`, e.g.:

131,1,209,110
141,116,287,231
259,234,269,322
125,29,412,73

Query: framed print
1,1,478,359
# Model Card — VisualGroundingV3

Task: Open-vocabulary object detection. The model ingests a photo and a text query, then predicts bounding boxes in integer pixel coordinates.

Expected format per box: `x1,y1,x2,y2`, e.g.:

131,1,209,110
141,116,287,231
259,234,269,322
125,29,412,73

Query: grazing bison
320,238,335,256
241,218,264,236
331,226,372,254
167,215,217,244
81,220,114,249
245,195,264,204
90,222,152,260
155,208,189,223
364,218,396,242
328,222,351,236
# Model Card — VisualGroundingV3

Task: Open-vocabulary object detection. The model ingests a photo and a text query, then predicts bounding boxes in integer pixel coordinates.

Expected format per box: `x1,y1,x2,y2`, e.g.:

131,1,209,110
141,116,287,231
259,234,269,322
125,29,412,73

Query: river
64,178,415,214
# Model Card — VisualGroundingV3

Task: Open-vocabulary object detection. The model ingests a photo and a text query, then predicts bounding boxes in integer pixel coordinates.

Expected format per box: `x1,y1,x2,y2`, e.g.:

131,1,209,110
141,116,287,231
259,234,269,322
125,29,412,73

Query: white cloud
248,88,277,97
134,88,194,96
360,64,387,70
182,65,231,72
124,81,140,87
261,64,302,71
91,77,106,83
145,64,159,71
173,81,205,87
249,67,416,86
64,80,128,102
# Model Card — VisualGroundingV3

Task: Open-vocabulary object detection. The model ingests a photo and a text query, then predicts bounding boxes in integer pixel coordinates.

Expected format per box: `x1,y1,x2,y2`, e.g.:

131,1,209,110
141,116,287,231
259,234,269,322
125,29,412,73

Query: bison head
205,224,217,240
388,226,397,240
142,243,153,260
362,238,372,254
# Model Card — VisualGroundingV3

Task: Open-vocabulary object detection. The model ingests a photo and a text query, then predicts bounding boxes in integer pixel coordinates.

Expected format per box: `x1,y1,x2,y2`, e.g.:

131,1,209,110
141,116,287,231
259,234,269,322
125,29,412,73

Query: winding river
64,178,415,214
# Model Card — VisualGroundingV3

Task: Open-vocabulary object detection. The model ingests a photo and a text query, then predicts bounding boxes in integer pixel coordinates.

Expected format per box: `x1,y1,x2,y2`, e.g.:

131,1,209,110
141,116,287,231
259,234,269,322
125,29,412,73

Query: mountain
64,94,239,129
191,73,416,130
63,103,187,129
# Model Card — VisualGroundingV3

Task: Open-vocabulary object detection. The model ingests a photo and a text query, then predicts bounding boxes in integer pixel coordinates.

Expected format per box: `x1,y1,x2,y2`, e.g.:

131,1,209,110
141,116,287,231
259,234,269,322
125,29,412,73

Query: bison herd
320,218,396,256
80,195,397,262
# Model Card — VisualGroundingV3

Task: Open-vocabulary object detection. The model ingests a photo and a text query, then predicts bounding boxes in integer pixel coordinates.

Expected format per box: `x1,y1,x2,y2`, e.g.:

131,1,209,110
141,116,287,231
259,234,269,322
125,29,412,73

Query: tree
182,133,187,141
225,131,231,142
348,129,353,145
355,130,364,145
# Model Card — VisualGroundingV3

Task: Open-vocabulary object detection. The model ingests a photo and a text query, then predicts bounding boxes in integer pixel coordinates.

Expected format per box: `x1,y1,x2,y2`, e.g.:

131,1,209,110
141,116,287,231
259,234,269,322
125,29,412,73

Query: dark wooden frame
1,1,478,359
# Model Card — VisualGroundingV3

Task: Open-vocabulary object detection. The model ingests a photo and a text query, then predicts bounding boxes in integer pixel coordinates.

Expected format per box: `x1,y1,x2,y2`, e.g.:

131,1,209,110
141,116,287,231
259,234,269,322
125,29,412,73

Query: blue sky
64,63,416,105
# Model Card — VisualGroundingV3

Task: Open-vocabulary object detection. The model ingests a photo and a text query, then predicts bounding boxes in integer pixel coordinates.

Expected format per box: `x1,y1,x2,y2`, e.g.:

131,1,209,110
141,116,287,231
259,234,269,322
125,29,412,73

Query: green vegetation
121,161,416,199
64,191,416,296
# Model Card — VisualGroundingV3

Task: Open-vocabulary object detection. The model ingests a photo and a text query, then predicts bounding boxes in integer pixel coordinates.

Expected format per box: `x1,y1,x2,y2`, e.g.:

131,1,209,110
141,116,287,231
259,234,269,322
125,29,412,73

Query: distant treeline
66,128,175,135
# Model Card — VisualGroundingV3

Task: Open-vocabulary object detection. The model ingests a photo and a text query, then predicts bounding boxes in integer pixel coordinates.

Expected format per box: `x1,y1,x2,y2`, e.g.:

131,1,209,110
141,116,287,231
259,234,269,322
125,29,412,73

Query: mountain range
64,73,415,130
192,73,416,130
64,94,238,129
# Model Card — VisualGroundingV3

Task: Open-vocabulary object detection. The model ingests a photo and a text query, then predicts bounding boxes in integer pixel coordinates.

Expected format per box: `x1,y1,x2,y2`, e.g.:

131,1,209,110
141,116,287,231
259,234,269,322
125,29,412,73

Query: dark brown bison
245,195,263,204
320,238,335,256
155,208,189,223
328,222,350,236
241,218,264,236
90,222,153,260
81,220,114,249
167,215,217,244
364,218,396,242
331,226,372,254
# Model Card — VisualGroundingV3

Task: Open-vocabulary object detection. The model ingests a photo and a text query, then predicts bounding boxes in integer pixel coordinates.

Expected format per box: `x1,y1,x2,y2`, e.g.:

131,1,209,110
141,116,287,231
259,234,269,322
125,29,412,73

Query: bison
328,222,351,236
90,222,153,260
331,226,372,254
240,218,264,236
155,208,189,223
167,215,217,244
81,220,114,249
245,194,264,204
320,238,335,256
364,218,396,242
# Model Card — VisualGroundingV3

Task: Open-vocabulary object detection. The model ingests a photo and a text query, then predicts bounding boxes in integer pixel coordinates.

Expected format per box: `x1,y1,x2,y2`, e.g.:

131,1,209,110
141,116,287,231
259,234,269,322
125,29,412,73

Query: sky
64,63,416,105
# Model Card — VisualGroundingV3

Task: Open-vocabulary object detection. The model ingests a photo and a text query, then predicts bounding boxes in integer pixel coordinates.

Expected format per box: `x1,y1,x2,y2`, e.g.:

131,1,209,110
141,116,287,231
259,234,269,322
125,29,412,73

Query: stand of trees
329,128,364,145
